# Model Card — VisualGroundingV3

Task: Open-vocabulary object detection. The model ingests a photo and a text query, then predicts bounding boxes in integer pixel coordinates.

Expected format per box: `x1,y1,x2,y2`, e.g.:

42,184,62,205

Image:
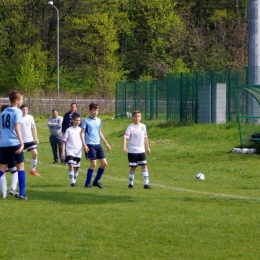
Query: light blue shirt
82,117,101,145
0,107,22,147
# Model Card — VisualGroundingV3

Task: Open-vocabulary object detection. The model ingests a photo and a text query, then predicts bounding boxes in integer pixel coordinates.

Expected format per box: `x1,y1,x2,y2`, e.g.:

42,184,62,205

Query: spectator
47,109,63,164
62,102,81,134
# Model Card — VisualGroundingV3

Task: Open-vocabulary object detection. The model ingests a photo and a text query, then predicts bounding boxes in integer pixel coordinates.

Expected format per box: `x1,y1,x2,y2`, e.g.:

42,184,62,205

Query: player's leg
8,165,19,197
84,145,97,188
73,158,80,185
92,145,107,188
84,159,96,188
0,147,10,198
25,142,40,176
128,153,138,188
0,171,7,199
30,148,39,175
14,147,27,200
92,158,107,188
67,156,76,186
138,153,151,189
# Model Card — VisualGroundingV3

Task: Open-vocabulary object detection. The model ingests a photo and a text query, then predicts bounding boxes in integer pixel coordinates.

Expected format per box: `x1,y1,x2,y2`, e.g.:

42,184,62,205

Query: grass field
1,116,260,260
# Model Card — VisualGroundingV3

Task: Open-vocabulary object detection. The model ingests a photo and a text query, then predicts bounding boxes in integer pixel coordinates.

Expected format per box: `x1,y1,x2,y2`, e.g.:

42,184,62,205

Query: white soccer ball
196,173,205,180
232,148,241,153
249,148,257,154
242,148,250,154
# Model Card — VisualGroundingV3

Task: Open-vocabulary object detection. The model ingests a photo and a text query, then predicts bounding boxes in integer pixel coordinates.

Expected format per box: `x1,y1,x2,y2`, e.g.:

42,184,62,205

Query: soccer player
0,90,27,200
123,110,152,189
80,103,111,188
61,112,82,187
0,105,19,198
20,104,40,177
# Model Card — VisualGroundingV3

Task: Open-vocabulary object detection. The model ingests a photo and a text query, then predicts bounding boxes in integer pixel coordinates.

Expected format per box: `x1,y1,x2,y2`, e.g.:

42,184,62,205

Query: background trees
0,0,249,97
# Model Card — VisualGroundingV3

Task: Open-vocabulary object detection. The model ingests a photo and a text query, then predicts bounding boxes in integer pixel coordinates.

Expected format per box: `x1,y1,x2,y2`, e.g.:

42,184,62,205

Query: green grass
1,117,260,260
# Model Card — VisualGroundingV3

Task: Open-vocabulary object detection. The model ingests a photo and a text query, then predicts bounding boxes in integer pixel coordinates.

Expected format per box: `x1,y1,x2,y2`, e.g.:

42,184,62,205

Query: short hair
72,112,81,119
20,104,28,110
132,110,141,117
52,109,58,112
89,103,99,110
1,105,9,112
71,102,77,107
9,90,23,103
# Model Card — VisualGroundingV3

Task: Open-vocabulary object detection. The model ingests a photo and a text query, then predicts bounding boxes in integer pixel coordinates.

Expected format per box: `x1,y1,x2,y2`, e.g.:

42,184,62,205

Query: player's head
20,104,29,115
1,105,9,112
132,110,141,123
132,110,141,117
89,103,99,118
9,90,24,107
72,112,81,127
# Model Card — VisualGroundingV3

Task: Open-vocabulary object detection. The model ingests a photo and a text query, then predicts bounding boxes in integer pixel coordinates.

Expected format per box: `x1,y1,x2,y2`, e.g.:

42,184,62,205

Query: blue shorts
128,153,147,167
85,144,105,160
0,145,24,165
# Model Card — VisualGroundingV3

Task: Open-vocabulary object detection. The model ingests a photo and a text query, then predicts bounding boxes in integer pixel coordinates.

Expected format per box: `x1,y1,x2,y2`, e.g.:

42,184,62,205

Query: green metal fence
115,67,249,122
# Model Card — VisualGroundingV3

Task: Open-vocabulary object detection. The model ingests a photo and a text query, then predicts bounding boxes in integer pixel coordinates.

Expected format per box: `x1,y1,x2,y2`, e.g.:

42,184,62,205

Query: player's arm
32,126,39,144
99,129,111,151
122,136,128,153
61,140,66,159
80,127,89,153
14,122,24,154
144,137,151,155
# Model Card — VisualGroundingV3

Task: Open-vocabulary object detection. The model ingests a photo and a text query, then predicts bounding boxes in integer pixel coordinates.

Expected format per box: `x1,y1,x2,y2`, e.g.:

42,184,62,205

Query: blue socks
18,170,26,197
94,168,105,183
85,168,105,185
85,168,94,186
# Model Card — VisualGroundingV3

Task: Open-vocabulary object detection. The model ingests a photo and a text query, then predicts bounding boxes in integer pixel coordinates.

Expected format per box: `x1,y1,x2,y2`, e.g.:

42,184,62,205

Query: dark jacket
61,111,82,134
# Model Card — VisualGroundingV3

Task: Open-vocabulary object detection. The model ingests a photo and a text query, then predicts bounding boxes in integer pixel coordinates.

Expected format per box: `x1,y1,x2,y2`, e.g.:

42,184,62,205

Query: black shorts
65,155,81,167
85,144,105,160
24,141,37,152
0,145,24,165
128,153,147,167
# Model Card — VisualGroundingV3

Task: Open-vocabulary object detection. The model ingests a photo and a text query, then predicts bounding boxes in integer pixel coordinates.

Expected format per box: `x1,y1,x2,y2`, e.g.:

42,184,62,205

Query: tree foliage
0,0,249,97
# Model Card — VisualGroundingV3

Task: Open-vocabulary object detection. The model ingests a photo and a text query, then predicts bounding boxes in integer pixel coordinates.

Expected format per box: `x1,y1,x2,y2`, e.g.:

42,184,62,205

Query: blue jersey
0,107,22,147
82,117,101,144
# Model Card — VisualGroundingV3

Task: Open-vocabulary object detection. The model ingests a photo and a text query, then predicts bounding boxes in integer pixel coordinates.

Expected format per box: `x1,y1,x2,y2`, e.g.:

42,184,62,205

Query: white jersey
63,126,82,158
124,123,147,153
21,114,36,143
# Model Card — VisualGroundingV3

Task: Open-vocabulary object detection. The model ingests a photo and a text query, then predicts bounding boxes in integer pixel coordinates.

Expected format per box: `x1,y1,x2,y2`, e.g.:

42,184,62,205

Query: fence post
124,82,127,118
180,72,183,122
150,81,154,120
210,69,214,123
227,67,231,121
195,70,198,123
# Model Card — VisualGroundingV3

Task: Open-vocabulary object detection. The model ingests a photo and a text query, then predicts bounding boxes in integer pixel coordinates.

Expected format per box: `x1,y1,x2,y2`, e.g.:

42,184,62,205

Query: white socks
31,158,37,171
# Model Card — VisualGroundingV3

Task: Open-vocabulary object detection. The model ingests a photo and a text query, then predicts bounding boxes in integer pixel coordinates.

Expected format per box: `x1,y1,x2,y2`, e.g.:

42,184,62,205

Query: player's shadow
25,189,136,205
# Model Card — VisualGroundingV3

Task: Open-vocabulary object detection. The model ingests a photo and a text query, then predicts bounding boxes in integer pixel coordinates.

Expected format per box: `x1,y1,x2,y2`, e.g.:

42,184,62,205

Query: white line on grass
35,160,260,202
105,175,260,202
